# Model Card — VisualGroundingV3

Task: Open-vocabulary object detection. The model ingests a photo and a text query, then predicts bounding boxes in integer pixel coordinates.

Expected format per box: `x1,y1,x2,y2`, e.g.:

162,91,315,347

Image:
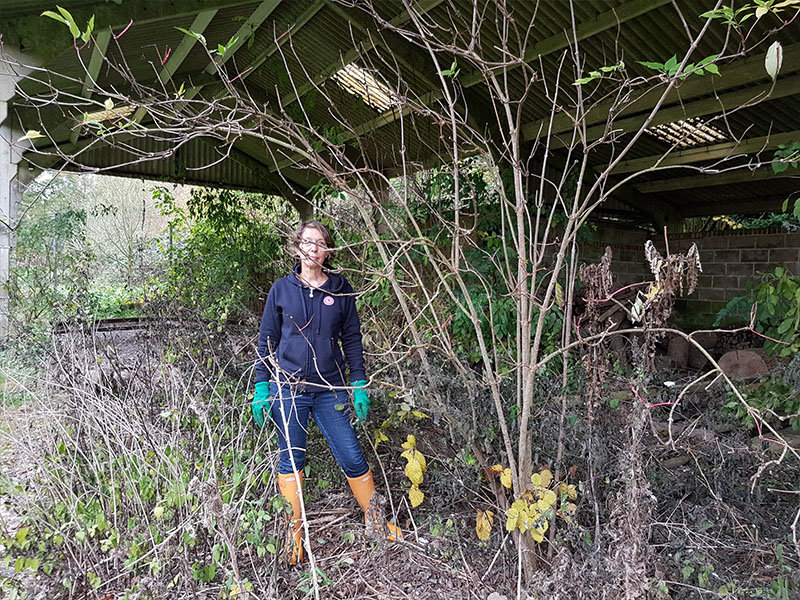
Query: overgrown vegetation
715,265,800,356
3,1,800,599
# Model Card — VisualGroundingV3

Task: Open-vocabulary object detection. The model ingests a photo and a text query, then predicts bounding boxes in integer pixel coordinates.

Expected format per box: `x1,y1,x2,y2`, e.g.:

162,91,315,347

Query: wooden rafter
340,0,672,141
612,130,800,174
280,0,445,109
523,42,800,143
69,29,110,144
131,9,218,123
202,0,282,77
186,0,325,101
572,73,800,152
634,166,797,194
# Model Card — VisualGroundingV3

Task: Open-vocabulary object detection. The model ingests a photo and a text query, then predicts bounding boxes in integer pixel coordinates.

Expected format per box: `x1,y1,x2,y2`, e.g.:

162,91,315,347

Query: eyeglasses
298,239,329,250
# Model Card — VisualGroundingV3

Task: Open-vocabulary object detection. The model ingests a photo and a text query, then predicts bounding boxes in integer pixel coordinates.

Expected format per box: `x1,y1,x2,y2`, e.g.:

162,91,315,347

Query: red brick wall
578,227,800,328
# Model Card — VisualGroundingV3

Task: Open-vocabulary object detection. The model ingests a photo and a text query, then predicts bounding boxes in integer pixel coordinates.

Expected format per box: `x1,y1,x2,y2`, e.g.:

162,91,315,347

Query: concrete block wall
577,227,800,328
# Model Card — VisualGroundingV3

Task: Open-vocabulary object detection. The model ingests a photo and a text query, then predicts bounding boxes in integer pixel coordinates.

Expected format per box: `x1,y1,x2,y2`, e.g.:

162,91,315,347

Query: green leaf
41,11,69,26
81,15,95,43
697,54,719,67
56,5,81,38
777,318,792,334
175,27,207,46
15,527,29,545
638,60,665,70
664,55,678,72
25,557,40,572
705,63,720,75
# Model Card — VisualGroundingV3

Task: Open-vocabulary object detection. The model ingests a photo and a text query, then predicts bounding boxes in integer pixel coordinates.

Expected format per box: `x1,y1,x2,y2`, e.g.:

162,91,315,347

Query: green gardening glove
251,381,271,428
351,380,370,422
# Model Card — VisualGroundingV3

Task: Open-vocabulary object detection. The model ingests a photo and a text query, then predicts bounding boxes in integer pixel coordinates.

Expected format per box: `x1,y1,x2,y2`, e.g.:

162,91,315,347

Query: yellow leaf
511,499,528,512
644,282,661,300
416,452,427,471
560,482,578,500
561,502,577,523
16,130,44,142
542,489,557,506
475,509,494,541
401,449,427,471
401,434,416,450
539,469,553,488
509,500,531,532
536,498,550,512
409,484,424,507
374,429,389,447
500,468,512,489
530,528,544,543
489,464,504,474
530,473,542,487
505,508,519,531
405,460,424,485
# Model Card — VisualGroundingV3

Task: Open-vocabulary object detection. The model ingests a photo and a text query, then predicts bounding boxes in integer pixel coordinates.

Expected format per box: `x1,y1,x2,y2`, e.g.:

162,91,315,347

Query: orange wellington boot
346,469,402,540
277,471,304,564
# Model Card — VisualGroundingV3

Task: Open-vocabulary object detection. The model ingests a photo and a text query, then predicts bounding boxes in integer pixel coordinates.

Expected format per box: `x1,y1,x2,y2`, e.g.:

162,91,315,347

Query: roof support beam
280,0,444,109
523,42,800,143
611,129,800,175
461,0,672,89
680,195,787,217
201,0,282,77
338,0,671,142
70,30,111,144
131,9,218,124
634,166,796,194
3,1,267,63
198,137,312,217
562,73,800,151
185,0,325,100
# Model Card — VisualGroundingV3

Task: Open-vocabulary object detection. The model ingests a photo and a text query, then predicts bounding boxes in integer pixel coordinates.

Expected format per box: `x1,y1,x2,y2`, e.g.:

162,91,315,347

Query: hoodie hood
290,264,347,293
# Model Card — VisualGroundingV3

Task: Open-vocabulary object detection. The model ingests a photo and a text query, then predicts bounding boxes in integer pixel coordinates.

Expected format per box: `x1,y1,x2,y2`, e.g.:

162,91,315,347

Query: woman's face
297,227,330,269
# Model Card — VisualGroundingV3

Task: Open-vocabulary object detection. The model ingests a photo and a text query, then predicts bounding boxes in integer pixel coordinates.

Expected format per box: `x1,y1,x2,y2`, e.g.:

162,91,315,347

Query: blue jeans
269,383,369,478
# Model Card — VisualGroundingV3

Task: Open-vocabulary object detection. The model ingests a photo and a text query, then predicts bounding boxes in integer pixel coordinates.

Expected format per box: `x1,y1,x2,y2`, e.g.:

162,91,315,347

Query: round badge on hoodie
323,296,334,306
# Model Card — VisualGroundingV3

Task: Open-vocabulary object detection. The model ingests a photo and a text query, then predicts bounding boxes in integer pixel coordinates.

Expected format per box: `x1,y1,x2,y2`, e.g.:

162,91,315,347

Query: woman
251,220,400,564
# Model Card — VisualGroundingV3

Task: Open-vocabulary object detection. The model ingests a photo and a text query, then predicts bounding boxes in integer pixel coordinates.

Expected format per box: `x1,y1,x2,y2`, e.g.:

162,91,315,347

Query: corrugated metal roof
3,0,800,221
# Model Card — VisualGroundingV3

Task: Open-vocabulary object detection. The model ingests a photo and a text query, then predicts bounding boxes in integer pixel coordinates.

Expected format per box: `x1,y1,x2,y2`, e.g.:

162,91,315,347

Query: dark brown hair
290,220,335,267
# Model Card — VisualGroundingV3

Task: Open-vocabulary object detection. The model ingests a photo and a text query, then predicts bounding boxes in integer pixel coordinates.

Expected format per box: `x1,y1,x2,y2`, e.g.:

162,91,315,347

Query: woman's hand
351,380,370,422
251,381,272,427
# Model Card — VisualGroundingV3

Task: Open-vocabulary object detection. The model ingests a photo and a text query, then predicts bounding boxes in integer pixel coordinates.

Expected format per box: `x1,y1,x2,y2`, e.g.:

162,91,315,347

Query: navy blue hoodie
254,265,366,387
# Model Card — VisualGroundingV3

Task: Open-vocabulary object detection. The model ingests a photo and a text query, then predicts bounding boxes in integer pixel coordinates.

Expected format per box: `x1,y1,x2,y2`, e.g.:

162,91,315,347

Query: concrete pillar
0,46,33,340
